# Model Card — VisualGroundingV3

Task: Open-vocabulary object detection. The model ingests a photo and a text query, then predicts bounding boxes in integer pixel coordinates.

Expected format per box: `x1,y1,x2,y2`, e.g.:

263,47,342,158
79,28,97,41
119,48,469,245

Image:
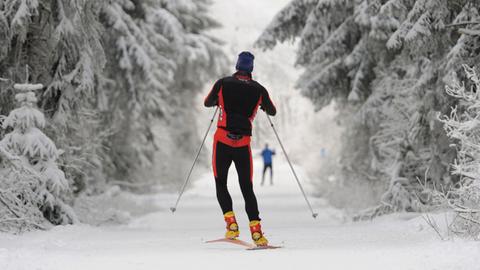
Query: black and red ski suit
204,71,277,221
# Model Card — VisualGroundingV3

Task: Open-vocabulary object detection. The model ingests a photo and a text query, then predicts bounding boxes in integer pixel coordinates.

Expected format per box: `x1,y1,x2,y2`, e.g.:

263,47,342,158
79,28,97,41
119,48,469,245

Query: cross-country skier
204,51,276,247
261,144,276,186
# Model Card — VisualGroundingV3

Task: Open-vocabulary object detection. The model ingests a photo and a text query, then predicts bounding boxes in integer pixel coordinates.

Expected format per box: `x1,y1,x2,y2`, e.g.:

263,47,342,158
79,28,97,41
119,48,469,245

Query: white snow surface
13,83,43,92
1,157,479,270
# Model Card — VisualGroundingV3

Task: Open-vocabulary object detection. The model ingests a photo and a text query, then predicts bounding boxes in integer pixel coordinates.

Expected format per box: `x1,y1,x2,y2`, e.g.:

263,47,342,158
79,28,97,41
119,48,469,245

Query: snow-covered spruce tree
1,0,227,192
0,82,77,230
0,0,107,193
440,65,480,239
257,0,480,217
98,0,175,184
0,144,45,233
152,0,228,187
99,0,227,185
356,0,480,218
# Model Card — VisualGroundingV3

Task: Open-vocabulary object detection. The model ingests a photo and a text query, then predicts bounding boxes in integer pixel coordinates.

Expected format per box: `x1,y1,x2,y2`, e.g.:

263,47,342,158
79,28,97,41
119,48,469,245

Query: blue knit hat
236,51,255,73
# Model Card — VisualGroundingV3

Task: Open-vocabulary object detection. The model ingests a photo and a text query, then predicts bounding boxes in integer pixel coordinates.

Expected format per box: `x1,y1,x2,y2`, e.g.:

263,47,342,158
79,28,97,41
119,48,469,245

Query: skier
261,144,276,186
204,51,276,246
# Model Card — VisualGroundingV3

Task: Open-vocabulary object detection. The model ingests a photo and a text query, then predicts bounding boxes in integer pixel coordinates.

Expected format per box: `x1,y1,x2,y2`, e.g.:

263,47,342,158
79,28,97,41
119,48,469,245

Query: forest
0,0,230,229
1,0,480,268
258,0,480,233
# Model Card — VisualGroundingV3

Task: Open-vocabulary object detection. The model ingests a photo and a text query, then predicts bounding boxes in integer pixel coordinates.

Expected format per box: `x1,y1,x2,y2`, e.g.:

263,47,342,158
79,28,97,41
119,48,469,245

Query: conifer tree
1,0,226,190
440,65,480,238
99,0,227,183
0,0,226,229
0,0,107,193
258,0,480,217
0,80,76,229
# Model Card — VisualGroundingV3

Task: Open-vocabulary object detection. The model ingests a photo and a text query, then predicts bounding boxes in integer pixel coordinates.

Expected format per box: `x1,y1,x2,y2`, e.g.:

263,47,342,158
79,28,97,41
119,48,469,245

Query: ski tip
312,213,318,219
170,207,176,213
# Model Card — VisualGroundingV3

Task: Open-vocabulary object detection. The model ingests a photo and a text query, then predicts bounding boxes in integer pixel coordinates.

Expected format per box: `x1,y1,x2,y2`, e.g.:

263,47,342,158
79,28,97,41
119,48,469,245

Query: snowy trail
1,157,479,270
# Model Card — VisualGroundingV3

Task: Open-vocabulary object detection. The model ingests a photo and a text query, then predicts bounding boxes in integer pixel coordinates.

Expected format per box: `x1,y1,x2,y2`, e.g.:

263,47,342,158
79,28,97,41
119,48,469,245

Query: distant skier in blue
261,144,276,186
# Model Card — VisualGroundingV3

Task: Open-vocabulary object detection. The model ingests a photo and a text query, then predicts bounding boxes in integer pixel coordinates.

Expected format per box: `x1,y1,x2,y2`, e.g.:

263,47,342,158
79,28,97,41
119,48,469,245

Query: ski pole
266,114,318,219
170,107,219,213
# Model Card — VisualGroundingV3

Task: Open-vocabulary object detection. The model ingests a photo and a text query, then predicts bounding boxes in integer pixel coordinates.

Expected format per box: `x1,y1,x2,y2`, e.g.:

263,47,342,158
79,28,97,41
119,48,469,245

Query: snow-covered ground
1,157,479,270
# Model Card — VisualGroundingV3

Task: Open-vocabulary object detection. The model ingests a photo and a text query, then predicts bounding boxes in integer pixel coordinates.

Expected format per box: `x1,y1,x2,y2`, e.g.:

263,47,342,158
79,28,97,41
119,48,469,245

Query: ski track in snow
1,158,479,270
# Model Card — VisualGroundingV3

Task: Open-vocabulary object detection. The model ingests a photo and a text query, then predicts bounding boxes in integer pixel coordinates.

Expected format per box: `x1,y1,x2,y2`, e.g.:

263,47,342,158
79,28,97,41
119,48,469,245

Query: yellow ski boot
224,211,240,239
249,220,269,246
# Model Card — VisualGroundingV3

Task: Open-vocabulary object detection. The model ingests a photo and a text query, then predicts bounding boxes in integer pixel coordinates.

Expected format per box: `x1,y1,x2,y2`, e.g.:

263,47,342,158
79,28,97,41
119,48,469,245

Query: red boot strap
250,224,262,234
224,216,237,224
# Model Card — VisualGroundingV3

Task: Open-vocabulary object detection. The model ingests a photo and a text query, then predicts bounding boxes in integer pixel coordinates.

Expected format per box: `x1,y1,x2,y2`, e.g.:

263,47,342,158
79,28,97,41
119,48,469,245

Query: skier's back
204,51,276,247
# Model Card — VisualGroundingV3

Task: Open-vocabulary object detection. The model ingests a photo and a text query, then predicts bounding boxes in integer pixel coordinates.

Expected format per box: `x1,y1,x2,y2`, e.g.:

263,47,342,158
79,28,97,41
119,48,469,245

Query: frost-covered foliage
0,0,108,195
0,83,77,232
0,0,226,230
0,0,225,184
100,0,228,184
258,0,480,217
439,65,480,239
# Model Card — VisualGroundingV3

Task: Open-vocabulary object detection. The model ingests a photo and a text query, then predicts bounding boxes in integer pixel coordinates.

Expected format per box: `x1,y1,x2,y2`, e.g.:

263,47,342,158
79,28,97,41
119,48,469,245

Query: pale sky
209,0,292,49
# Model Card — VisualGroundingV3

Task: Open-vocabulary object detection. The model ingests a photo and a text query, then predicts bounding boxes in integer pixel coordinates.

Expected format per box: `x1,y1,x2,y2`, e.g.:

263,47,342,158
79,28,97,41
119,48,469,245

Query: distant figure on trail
261,144,276,186
204,51,277,247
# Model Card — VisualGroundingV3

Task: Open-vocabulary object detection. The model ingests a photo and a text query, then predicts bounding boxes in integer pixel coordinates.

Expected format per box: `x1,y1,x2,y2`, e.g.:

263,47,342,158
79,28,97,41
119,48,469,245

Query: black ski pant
213,141,260,221
261,163,273,185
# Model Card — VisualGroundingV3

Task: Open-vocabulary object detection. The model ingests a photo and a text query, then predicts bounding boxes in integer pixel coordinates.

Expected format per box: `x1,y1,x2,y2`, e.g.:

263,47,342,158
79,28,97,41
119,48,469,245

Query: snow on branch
7,0,40,41
439,65,480,239
255,0,318,50
458,28,480,36
13,83,43,91
311,17,358,63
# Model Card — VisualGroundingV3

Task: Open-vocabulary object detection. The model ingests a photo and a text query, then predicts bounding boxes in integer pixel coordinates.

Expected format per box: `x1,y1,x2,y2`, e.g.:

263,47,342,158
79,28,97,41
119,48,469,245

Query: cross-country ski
205,238,256,249
205,237,283,250
246,245,283,251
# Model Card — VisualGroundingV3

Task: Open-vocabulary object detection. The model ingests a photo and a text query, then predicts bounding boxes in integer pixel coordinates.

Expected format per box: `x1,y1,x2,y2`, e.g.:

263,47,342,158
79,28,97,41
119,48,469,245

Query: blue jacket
261,148,275,164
